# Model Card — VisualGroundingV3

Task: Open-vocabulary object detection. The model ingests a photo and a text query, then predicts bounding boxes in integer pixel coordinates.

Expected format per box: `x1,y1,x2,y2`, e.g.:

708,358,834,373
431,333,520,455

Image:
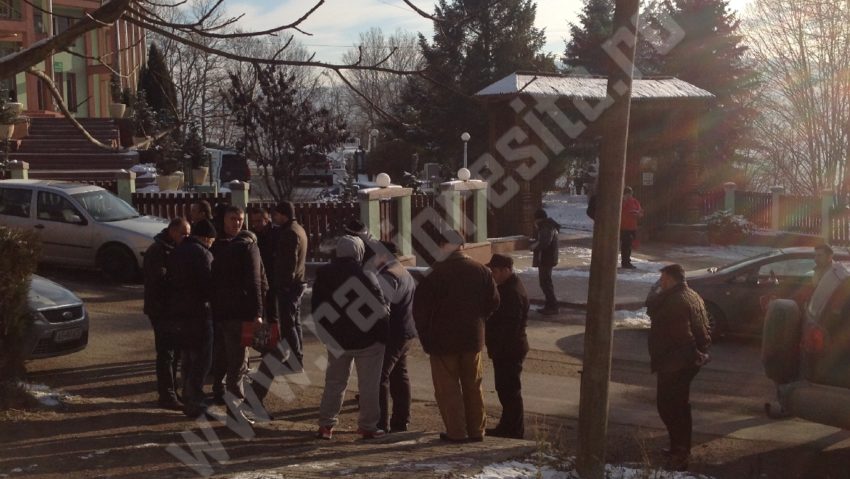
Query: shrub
704,209,754,245
0,227,40,383
0,90,18,124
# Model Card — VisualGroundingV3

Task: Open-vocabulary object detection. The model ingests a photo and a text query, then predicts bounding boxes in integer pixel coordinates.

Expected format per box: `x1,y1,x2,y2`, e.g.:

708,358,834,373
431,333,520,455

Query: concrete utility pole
575,0,640,477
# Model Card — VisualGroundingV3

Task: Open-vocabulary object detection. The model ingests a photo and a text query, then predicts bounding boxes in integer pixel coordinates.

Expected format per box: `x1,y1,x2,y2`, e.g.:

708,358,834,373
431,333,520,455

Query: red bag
241,321,281,352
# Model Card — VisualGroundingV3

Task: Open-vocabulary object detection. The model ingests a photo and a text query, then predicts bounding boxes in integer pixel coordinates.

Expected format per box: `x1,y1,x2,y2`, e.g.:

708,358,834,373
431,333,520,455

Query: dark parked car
687,247,850,338
25,275,89,359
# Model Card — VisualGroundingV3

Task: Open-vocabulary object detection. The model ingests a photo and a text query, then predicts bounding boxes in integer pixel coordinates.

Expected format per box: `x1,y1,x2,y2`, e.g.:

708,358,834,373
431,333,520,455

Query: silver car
0,180,166,281
25,274,89,359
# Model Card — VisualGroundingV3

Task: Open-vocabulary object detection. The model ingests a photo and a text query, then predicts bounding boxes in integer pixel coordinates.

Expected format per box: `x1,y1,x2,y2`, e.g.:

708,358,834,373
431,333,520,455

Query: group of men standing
143,201,308,420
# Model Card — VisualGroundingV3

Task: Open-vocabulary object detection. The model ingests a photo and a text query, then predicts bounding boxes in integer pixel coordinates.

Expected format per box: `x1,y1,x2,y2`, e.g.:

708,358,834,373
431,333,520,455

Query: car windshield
713,250,782,272
71,190,140,222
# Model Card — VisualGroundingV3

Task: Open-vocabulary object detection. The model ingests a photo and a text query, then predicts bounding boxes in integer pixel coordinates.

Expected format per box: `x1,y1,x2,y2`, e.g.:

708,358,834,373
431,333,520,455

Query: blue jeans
181,319,213,416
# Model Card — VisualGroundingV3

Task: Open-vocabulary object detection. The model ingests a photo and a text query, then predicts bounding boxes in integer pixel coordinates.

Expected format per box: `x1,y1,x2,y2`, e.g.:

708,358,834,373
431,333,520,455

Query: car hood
100,215,167,238
28,275,82,309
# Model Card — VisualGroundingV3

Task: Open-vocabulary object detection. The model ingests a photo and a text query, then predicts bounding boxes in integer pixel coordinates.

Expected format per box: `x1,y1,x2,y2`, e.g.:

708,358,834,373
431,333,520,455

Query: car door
0,186,35,229
34,190,93,265
756,256,817,308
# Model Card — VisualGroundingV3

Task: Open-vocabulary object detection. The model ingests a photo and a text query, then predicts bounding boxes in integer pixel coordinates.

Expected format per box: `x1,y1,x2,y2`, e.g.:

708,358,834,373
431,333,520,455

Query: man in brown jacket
646,263,711,472
272,201,309,367
413,229,500,442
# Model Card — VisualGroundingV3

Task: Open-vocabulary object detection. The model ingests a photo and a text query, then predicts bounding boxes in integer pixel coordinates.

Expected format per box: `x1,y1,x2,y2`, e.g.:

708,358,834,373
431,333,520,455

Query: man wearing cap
485,254,530,439
345,218,382,270
645,263,711,471
312,235,390,439
413,229,500,442
531,208,560,315
167,219,216,418
620,186,644,269
271,201,309,367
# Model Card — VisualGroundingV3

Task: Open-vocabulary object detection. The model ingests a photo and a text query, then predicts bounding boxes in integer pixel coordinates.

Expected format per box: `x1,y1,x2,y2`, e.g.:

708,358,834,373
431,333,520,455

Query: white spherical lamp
376,173,391,188
457,168,471,181
461,132,471,142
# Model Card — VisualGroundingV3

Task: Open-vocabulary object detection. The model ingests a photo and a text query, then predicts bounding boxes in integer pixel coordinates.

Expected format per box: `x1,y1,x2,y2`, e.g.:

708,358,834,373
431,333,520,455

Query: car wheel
706,302,727,341
97,244,139,283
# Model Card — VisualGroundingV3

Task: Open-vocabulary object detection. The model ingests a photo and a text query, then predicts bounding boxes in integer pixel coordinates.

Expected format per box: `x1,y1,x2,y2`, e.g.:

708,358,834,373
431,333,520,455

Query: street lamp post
368,128,379,152
461,131,470,169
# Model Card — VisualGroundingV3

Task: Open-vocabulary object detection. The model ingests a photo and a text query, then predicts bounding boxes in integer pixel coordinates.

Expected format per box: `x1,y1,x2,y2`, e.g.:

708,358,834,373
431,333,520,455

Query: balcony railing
0,1,23,21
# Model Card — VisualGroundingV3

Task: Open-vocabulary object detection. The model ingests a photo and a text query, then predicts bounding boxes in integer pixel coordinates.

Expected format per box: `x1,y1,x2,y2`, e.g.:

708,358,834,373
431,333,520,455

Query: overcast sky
226,0,752,63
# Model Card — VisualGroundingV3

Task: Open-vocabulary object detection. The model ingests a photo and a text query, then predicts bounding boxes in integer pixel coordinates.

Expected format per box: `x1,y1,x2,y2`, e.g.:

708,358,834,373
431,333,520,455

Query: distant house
0,0,145,118
475,71,715,238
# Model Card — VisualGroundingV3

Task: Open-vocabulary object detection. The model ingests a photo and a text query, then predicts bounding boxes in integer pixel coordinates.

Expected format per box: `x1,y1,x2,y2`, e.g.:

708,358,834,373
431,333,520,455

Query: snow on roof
476,72,714,100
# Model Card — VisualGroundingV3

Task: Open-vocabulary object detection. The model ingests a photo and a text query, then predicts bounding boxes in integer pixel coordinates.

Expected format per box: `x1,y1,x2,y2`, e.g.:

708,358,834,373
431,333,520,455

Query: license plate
54,328,82,343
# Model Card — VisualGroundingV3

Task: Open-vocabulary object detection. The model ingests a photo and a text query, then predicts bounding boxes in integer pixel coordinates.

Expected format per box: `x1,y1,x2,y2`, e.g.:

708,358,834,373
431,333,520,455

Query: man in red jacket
620,186,643,269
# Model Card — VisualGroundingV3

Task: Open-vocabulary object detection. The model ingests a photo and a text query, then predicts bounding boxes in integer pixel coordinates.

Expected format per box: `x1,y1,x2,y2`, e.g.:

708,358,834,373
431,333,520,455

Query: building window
53,16,72,35
66,73,77,112
53,72,64,101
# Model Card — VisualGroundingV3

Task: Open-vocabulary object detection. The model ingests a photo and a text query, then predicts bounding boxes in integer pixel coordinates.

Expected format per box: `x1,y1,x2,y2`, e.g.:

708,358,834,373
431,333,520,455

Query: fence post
724,182,736,212
770,186,784,231
229,181,250,225
822,189,834,242
397,193,413,257
474,187,488,243
115,170,136,204
359,196,381,239
9,160,28,180
439,187,462,232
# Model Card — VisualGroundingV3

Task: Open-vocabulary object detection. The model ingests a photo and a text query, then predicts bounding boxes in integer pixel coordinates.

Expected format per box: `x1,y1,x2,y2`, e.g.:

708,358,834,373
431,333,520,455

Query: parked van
205,148,250,186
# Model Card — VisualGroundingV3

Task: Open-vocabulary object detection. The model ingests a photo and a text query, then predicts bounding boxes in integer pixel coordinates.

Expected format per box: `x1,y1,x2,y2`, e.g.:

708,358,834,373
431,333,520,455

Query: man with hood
312,235,390,440
211,206,268,422
144,217,190,410
531,209,560,315
167,219,216,418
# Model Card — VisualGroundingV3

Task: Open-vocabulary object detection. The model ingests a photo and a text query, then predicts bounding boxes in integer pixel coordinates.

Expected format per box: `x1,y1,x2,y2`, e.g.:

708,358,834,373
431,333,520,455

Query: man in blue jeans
272,201,308,369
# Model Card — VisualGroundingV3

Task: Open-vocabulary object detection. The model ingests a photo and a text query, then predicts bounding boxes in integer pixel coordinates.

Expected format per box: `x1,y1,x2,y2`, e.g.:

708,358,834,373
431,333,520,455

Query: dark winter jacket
143,229,174,321
377,260,418,342
255,224,280,323
413,251,500,355
646,282,711,373
274,220,308,288
166,235,213,322
312,257,390,351
211,230,268,322
485,273,530,360
532,218,560,268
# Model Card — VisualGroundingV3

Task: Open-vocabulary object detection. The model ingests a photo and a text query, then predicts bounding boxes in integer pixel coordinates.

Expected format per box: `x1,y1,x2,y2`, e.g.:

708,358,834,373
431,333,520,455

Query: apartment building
0,0,145,118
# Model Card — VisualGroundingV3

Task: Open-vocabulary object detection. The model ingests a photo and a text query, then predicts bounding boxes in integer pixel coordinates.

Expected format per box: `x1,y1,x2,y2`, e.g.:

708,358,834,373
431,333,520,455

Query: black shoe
158,397,183,411
467,436,484,442
210,393,226,406
389,424,409,433
439,432,467,443
621,263,637,269
486,428,522,439
536,306,559,316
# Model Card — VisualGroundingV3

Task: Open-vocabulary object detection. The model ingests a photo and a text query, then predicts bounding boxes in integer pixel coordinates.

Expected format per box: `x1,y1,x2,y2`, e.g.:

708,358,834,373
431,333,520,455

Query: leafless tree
746,0,850,197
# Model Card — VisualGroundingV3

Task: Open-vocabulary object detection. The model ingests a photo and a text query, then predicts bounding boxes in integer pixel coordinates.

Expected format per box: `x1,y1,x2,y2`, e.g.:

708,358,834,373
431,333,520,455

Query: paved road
22,265,850,477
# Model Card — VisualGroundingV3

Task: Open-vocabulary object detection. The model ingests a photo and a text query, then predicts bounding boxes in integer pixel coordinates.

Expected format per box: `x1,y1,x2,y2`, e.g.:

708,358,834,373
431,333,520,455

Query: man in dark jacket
531,208,560,315
374,241,417,433
646,264,711,471
167,219,216,418
144,217,190,410
249,206,279,324
271,201,308,367
312,235,390,439
413,229,500,442
211,206,268,418
484,254,530,439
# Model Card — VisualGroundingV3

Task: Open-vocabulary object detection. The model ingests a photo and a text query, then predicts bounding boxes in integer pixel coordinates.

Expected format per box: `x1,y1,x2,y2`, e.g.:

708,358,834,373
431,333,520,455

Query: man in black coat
485,254,530,439
144,217,190,410
167,219,216,418
271,201,308,367
211,206,268,418
531,208,560,315
646,263,711,471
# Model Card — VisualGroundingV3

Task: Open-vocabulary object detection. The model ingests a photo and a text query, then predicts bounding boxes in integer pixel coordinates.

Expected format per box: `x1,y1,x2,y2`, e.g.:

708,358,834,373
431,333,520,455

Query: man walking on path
167,219,216,418
374,241,417,433
531,209,560,315
646,264,711,471
211,207,268,422
271,201,309,368
144,217,190,410
620,186,643,269
413,229,500,442
484,254,530,439
312,235,390,440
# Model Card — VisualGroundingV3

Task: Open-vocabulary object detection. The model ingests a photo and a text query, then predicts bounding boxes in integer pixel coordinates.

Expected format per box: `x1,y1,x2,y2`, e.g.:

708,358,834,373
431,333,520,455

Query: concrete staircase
9,117,138,172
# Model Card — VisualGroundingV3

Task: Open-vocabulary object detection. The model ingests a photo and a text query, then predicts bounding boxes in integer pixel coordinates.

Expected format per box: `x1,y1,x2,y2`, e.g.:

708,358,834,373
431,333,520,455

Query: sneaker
316,425,333,440
357,428,386,439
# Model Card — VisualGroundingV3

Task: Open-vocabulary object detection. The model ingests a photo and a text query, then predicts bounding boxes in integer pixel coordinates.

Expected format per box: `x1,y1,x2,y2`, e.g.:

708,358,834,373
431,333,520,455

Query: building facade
0,0,145,118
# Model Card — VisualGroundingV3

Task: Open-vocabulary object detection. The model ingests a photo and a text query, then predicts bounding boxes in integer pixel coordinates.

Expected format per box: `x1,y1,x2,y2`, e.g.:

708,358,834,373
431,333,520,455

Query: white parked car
0,180,166,281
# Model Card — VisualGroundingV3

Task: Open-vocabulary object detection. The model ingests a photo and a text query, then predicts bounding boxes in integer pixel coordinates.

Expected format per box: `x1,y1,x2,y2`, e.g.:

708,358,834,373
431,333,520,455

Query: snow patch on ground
543,193,593,232
22,383,73,408
614,308,651,329
231,472,286,479
467,457,712,479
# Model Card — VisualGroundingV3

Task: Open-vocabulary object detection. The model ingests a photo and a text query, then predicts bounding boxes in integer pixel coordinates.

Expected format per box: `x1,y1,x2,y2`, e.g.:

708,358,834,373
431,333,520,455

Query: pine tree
392,0,556,168
563,0,616,75
655,0,758,183
138,43,178,127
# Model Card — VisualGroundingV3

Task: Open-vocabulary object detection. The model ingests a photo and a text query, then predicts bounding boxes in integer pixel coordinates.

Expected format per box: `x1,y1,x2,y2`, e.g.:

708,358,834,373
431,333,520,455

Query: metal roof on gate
475,72,714,100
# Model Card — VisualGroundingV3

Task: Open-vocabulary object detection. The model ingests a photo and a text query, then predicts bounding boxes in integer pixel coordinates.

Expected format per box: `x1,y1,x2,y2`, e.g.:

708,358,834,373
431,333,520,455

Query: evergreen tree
138,43,178,127
563,0,616,75
654,0,758,184
392,0,556,168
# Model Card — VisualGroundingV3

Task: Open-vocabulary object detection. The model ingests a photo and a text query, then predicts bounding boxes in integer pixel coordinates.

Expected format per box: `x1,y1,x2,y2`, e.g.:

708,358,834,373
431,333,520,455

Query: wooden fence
779,195,821,235
830,207,850,246
700,189,725,218
735,191,772,229
132,192,231,220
